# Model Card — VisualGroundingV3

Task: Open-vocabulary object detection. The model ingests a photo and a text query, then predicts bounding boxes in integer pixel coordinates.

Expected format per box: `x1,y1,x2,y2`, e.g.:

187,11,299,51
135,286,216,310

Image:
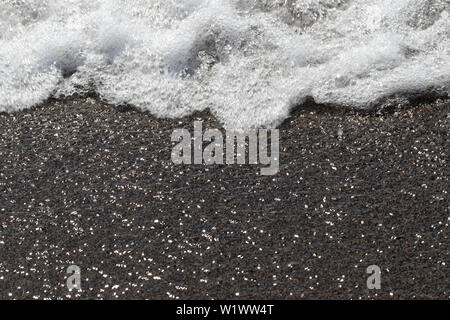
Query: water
0,0,448,130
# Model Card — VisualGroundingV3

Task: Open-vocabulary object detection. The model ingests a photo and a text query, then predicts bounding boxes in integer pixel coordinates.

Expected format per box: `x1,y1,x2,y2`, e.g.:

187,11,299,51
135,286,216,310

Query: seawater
0,0,448,130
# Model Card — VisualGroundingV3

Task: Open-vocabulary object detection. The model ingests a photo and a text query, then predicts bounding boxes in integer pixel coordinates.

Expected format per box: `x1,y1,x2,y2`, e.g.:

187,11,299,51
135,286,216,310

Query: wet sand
0,96,448,299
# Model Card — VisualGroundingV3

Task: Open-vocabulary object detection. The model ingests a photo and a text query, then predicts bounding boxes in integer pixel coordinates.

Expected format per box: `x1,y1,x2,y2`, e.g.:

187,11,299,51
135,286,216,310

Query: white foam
0,0,448,130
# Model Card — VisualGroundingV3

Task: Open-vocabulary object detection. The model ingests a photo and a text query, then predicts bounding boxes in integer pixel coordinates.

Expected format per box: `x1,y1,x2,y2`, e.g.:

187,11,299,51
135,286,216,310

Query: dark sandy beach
0,96,448,299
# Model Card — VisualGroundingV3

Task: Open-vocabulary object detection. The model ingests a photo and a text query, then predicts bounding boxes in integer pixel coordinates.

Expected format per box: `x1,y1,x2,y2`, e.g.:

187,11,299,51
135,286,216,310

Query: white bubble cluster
0,0,449,130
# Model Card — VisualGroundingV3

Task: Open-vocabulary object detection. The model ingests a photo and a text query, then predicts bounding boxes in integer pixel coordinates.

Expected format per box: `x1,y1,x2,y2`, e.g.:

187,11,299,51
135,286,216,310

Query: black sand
0,96,448,299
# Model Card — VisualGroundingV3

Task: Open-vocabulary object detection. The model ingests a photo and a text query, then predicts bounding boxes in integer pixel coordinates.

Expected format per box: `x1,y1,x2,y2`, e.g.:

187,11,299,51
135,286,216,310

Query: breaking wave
0,0,449,129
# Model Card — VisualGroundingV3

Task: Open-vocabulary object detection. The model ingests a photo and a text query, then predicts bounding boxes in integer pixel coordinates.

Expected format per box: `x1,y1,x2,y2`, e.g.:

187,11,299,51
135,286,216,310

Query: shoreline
0,96,448,299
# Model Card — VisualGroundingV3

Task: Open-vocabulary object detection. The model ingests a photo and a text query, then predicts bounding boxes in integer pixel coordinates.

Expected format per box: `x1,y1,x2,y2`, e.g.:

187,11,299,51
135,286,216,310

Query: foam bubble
0,0,448,129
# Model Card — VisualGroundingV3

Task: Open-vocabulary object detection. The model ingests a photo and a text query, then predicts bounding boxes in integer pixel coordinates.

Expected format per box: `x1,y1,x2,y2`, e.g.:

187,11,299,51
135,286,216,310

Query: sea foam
0,0,449,130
